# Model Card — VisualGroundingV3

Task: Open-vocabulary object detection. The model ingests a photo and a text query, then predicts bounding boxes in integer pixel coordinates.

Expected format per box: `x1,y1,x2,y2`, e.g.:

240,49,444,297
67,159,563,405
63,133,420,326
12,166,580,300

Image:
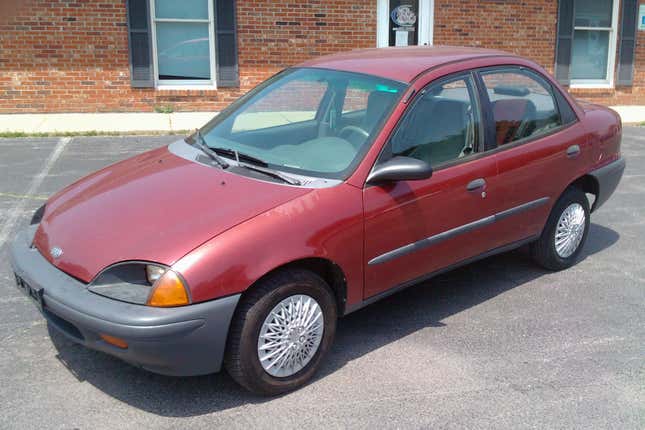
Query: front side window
570,0,618,85
388,75,481,168
152,0,214,85
481,69,562,146
201,68,407,179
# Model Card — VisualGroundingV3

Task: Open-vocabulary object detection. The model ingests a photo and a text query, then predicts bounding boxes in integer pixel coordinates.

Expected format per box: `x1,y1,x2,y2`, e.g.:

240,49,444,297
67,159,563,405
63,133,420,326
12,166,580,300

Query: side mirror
366,156,433,185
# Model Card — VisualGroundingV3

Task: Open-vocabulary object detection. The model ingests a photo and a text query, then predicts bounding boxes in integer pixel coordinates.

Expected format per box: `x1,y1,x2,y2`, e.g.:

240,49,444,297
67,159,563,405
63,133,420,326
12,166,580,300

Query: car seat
406,98,469,166
362,90,398,132
492,98,537,145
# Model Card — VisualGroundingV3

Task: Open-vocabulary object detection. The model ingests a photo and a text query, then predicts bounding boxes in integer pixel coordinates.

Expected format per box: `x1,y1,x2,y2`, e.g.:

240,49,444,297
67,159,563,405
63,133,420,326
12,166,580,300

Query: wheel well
570,174,599,211
241,258,348,315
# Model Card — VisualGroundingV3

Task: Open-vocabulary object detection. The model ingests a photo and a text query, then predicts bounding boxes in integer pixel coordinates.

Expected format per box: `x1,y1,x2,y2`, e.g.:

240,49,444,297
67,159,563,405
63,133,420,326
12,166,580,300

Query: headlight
145,265,166,284
88,262,191,307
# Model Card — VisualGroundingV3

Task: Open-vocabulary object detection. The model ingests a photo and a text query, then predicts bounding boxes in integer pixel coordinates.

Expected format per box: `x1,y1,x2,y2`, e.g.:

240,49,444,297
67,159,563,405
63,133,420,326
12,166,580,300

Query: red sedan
10,46,624,395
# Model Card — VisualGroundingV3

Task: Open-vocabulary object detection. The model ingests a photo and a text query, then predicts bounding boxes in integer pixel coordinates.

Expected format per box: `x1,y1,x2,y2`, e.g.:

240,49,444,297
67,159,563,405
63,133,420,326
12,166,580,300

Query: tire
530,186,590,271
224,269,337,396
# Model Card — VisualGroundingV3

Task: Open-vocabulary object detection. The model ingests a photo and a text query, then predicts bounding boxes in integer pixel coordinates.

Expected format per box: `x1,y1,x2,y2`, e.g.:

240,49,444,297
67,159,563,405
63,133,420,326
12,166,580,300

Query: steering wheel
338,125,369,139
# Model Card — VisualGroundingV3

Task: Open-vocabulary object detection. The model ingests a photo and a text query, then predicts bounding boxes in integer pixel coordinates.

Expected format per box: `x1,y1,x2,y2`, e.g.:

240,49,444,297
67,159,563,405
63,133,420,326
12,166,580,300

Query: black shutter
555,0,575,85
617,0,639,86
126,0,154,88
216,0,240,87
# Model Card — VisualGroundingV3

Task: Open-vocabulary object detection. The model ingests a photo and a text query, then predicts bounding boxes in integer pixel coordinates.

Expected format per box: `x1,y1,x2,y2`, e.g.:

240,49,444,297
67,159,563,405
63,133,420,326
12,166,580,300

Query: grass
0,130,191,138
153,105,175,114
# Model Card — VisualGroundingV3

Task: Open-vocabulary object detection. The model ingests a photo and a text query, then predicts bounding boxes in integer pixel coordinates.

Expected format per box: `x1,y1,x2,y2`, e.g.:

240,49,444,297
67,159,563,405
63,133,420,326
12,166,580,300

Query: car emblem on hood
50,247,63,259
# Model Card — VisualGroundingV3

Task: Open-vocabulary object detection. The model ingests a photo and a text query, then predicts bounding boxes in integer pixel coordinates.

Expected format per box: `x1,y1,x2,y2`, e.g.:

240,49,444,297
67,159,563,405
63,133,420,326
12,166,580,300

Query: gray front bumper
9,227,240,376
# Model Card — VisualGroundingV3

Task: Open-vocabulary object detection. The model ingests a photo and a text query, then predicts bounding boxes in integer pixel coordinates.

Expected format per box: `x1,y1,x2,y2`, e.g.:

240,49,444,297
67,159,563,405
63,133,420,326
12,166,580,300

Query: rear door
363,72,500,299
477,67,590,247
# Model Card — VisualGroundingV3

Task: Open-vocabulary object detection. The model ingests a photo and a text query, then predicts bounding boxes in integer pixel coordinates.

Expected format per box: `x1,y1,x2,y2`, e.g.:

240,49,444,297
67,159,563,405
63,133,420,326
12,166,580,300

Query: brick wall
433,0,645,106
0,0,376,113
434,0,557,72
1,0,645,114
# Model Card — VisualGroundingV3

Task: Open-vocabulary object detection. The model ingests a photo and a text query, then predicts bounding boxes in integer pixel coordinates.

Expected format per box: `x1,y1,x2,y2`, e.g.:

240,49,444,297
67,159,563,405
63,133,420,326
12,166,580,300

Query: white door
377,0,433,47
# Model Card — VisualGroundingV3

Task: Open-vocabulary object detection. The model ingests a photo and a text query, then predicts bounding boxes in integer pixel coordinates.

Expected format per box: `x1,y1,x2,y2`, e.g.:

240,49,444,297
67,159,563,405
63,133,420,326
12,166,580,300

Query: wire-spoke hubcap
555,203,586,258
257,294,324,378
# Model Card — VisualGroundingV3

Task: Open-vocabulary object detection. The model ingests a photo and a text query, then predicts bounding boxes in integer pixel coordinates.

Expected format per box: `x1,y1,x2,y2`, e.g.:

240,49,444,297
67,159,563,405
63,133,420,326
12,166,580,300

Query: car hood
33,144,311,283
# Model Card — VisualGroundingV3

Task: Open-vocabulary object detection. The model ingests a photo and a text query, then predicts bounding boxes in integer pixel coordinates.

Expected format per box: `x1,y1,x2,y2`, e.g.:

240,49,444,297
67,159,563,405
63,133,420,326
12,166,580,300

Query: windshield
200,68,407,179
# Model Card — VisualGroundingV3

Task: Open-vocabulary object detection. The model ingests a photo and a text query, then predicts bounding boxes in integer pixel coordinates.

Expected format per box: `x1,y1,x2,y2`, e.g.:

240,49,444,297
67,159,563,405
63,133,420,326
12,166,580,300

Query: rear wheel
224,269,337,395
531,186,590,271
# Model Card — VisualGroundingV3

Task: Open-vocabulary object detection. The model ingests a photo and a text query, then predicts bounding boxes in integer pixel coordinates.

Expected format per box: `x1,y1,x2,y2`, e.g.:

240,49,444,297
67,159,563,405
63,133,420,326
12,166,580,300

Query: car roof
298,45,516,83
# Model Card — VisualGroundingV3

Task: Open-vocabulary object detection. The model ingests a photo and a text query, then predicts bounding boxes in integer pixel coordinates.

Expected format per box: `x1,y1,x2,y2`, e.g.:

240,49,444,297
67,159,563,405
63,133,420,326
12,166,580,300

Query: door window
481,69,562,146
388,75,481,168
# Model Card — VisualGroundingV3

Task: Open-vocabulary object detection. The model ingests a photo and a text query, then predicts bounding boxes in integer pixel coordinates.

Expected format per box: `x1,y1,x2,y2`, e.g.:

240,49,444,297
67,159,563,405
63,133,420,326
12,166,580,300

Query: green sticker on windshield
375,84,399,93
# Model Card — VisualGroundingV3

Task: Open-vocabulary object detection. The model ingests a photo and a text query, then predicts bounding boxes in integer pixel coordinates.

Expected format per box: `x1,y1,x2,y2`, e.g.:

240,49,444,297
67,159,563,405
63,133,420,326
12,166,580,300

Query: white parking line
0,137,71,248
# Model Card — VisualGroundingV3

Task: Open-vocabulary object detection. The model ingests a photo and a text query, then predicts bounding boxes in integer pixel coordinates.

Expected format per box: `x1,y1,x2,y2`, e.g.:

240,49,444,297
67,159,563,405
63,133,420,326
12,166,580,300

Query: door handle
467,178,486,191
566,145,581,158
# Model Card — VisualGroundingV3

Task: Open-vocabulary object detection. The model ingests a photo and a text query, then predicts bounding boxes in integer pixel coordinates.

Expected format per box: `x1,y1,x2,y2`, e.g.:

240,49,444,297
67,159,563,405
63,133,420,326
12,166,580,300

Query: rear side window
553,86,578,125
481,69,562,146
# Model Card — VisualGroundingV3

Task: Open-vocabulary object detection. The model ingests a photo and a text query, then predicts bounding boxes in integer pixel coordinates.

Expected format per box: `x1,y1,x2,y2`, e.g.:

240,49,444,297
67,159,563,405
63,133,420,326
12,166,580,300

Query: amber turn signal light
146,270,190,307
100,334,128,349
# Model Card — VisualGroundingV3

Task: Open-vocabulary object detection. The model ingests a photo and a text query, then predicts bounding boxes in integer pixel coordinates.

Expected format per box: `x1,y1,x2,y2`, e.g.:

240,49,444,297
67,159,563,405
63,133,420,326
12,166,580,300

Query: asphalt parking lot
0,130,643,429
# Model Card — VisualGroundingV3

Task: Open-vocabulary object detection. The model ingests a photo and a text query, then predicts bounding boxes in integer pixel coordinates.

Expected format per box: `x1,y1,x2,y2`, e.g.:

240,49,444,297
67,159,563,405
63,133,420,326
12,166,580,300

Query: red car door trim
367,196,550,266
349,235,540,315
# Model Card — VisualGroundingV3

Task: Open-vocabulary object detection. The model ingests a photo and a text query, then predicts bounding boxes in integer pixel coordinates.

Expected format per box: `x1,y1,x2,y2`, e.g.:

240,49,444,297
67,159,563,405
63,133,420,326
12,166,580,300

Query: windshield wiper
236,162,301,186
211,147,268,167
186,133,299,185
211,147,300,185
187,130,229,169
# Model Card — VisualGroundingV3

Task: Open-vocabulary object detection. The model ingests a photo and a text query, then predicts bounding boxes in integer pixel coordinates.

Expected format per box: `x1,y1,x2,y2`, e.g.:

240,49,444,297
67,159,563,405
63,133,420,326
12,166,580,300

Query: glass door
377,0,432,47
388,0,419,46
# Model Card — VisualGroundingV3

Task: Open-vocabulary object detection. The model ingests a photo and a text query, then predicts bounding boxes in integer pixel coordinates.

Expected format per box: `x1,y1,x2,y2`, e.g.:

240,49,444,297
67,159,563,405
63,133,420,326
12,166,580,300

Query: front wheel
531,186,590,271
224,269,337,395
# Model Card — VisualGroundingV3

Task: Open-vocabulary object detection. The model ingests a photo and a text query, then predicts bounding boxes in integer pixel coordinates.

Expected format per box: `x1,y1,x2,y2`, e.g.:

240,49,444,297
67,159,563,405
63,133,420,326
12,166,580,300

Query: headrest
493,99,534,123
363,91,397,130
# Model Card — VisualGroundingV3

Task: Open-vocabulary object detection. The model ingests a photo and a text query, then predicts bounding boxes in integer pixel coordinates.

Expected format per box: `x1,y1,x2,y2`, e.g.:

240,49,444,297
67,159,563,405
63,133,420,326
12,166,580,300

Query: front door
377,0,433,47
363,73,499,299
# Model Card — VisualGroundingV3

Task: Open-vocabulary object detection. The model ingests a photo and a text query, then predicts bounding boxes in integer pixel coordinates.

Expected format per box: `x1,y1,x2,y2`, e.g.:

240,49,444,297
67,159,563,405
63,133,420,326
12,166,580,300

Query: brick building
0,0,642,113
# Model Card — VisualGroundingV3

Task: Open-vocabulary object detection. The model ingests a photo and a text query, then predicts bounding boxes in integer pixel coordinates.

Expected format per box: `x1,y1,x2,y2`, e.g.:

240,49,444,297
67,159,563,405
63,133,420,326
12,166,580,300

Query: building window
569,0,619,87
150,0,216,87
